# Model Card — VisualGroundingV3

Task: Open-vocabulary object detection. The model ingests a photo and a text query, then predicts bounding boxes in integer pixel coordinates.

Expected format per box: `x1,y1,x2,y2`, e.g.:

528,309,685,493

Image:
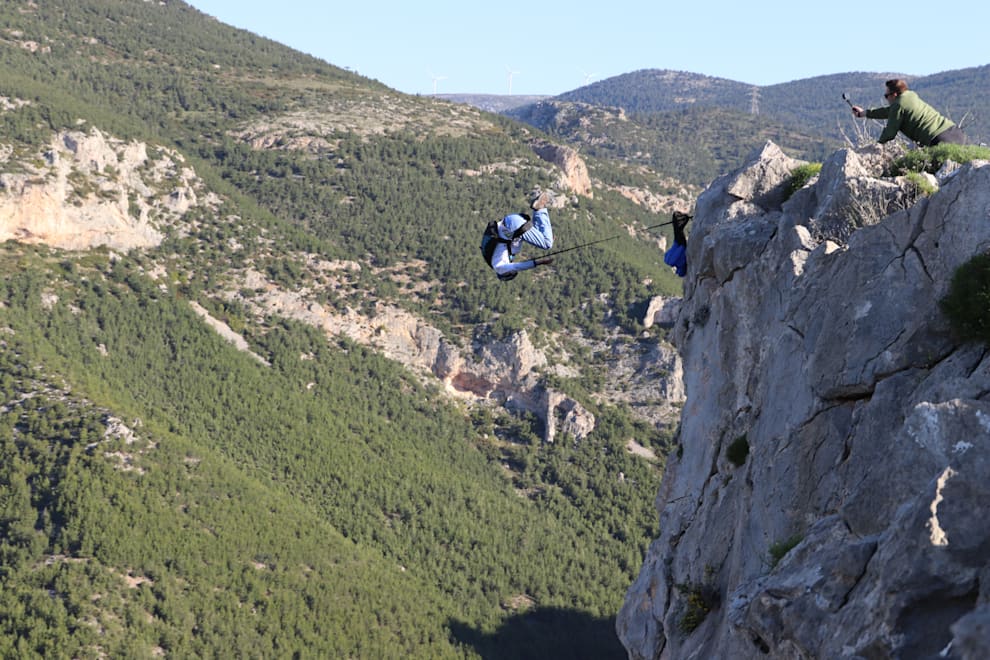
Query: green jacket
865,90,955,146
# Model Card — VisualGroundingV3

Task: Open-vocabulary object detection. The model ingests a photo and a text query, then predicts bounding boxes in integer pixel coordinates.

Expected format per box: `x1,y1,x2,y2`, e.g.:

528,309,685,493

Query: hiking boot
529,189,553,210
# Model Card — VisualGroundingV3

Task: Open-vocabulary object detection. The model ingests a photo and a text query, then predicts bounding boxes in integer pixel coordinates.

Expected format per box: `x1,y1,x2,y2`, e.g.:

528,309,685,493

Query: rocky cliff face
0,127,207,250
530,139,593,199
618,142,990,659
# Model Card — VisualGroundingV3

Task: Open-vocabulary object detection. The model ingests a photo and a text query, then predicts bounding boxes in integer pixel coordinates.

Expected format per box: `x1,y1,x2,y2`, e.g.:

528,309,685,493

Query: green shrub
726,435,749,466
769,534,803,568
675,583,716,634
784,162,822,200
888,144,990,176
940,253,990,343
903,171,938,197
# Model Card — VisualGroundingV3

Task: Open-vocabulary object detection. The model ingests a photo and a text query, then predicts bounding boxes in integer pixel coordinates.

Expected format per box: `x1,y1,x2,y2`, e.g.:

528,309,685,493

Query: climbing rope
542,219,676,258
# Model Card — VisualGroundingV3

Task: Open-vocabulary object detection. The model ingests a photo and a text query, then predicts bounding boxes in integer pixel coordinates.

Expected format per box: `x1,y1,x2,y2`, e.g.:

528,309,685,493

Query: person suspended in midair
482,196,691,280
480,189,555,281
663,211,691,278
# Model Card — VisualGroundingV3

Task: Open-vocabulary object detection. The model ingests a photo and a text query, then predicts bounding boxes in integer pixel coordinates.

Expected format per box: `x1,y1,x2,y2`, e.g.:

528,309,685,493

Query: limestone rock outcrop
530,139,593,199
618,141,990,659
228,268,604,443
0,128,203,250
643,296,682,329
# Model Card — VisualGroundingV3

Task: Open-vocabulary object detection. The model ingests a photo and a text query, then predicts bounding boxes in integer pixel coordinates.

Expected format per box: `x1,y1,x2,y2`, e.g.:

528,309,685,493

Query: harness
480,216,533,281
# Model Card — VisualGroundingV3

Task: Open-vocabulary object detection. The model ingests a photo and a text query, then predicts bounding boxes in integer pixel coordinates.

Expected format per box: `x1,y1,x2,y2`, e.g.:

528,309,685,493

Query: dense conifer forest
0,247,664,657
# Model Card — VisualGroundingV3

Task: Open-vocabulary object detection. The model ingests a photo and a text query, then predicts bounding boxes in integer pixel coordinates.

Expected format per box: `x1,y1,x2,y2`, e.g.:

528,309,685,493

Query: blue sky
186,0,988,97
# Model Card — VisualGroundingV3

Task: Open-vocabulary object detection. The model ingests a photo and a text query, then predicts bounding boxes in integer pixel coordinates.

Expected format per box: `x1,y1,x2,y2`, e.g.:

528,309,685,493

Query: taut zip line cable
542,219,676,258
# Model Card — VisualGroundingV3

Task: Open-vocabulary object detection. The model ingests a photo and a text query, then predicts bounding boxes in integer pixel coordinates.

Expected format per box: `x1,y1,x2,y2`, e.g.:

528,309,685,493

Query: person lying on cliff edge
851,79,966,147
481,189,555,281
663,211,691,278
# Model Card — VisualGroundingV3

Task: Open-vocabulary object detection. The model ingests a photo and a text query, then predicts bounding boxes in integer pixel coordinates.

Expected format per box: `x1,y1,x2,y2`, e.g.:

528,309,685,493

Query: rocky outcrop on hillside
618,141,990,659
0,128,206,250
229,94,502,149
530,139,593,198
513,101,698,211
226,268,627,443
436,93,549,114
508,100,627,145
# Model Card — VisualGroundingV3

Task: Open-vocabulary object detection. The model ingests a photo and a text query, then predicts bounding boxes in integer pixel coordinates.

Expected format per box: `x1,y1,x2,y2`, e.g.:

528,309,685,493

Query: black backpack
480,215,532,281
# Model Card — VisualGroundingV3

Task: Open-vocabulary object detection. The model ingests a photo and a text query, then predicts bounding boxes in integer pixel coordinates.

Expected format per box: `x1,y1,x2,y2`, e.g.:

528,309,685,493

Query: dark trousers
931,126,966,146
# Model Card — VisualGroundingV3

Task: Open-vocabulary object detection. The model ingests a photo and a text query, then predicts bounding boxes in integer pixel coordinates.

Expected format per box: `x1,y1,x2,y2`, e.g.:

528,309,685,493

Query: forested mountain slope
0,1,690,657
556,67,990,144
505,66,990,186
507,101,833,187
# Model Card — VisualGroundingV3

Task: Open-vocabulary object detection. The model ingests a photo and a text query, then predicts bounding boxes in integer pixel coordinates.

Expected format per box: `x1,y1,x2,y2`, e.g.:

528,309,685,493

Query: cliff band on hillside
0,128,203,250
617,142,990,659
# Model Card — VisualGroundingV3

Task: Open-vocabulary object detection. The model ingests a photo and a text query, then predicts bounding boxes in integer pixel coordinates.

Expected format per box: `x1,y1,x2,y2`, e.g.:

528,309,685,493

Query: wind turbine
580,68,598,86
430,72,447,95
506,66,520,94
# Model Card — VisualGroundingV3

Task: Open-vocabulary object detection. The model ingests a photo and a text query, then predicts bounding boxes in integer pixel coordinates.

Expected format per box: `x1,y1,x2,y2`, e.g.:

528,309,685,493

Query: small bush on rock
726,435,749,466
769,534,803,568
903,171,938,197
888,144,990,176
940,253,990,344
675,583,717,634
784,162,822,200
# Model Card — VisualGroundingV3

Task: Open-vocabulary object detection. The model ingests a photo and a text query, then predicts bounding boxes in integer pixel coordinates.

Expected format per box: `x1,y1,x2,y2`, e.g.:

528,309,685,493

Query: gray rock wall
618,142,990,659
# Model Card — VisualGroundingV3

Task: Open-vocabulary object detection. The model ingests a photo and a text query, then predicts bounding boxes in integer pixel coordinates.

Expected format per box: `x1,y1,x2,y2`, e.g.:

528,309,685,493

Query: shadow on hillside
448,607,626,660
